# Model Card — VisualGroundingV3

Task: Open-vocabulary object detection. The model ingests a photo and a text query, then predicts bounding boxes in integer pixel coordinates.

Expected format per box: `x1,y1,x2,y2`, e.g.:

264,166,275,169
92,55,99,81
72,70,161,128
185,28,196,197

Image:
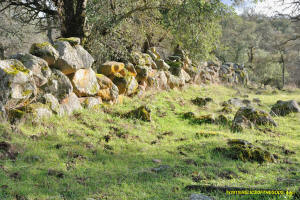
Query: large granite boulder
154,71,169,90
29,42,59,66
43,69,73,101
53,40,94,75
232,107,277,132
70,68,100,97
271,100,300,116
10,53,52,87
61,92,82,115
0,59,37,109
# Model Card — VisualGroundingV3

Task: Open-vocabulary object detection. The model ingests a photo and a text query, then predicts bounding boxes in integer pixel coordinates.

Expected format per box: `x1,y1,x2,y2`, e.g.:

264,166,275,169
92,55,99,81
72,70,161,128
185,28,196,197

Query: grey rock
29,42,59,66
190,194,214,200
61,92,82,115
10,53,52,87
44,69,73,101
151,165,170,173
42,93,64,116
271,100,300,116
53,41,94,75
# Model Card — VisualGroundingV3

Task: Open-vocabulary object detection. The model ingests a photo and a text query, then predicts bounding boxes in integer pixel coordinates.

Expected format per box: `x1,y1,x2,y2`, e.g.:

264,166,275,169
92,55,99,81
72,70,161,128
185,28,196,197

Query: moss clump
192,97,213,107
124,106,151,122
227,139,275,163
192,114,215,124
57,37,80,45
221,105,233,114
167,61,183,76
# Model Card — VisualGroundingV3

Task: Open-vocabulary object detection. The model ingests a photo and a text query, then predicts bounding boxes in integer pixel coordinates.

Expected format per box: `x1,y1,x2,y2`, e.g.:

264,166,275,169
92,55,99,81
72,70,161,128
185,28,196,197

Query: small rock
151,165,170,173
152,159,161,163
124,106,151,122
190,194,214,200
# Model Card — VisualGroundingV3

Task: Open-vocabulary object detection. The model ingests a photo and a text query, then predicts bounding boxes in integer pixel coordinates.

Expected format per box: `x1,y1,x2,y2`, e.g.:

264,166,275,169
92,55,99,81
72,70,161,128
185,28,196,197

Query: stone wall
0,37,249,121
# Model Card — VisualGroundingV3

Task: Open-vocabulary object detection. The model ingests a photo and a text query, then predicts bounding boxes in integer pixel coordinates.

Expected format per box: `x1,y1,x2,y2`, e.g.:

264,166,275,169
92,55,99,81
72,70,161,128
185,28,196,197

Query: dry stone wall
0,37,249,121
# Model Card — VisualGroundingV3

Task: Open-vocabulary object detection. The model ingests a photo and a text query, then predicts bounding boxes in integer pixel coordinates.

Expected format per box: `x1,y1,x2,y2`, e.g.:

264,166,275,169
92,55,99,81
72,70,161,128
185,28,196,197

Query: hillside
1,85,300,200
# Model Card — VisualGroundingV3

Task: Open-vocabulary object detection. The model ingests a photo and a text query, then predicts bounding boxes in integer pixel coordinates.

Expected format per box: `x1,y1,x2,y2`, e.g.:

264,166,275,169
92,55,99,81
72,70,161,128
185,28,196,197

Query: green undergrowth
0,85,299,200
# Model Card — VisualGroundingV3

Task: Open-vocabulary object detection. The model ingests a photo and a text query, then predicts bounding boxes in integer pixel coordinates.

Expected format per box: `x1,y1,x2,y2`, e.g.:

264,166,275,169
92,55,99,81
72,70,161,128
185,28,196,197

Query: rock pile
0,37,249,121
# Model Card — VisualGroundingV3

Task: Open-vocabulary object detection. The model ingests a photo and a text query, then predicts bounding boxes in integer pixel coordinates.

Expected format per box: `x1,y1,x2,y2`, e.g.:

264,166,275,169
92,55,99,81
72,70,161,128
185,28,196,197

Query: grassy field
0,85,300,200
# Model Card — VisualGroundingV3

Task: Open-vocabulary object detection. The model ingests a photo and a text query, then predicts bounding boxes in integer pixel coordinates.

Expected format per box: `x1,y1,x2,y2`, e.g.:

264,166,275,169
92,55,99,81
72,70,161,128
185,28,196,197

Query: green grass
0,85,300,200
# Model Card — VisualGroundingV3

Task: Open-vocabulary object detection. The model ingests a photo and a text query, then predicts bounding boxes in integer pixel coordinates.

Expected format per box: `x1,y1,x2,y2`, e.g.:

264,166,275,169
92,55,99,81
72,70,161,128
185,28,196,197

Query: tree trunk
0,43,4,59
55,0,88,43
281,52,285,89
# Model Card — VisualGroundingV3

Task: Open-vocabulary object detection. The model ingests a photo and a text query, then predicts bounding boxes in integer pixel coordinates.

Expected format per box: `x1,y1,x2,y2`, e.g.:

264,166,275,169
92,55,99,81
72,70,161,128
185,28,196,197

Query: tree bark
280,51,285,89
54,0,88,42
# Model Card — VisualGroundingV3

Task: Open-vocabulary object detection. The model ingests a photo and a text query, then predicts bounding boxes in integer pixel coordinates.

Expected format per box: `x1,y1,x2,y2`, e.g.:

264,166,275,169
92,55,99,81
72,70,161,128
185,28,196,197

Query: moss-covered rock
0,59,37,110
30,42,59,66
226,139,276,163
57,37,81,45
192,114,215,124
124,106,151,122
192,97,213,107
232,107,277,132
271,100,300,116
10,53,52,87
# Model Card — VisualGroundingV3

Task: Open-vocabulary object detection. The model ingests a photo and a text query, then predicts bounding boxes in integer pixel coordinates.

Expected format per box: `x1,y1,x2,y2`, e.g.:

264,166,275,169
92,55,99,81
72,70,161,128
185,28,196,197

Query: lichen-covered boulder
29,42,59,66
61,92,82,115
43,69,73,101
124,106,151,122
0,59,37,109
53,40,94,75
41,93,64,116
10,53,52,87
79,97,102,109
96,74,119,102
232,107,277,132
271,100,300,116
70,68,100,97
27,103,53,119
98,61,125,76
226,139,276,163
